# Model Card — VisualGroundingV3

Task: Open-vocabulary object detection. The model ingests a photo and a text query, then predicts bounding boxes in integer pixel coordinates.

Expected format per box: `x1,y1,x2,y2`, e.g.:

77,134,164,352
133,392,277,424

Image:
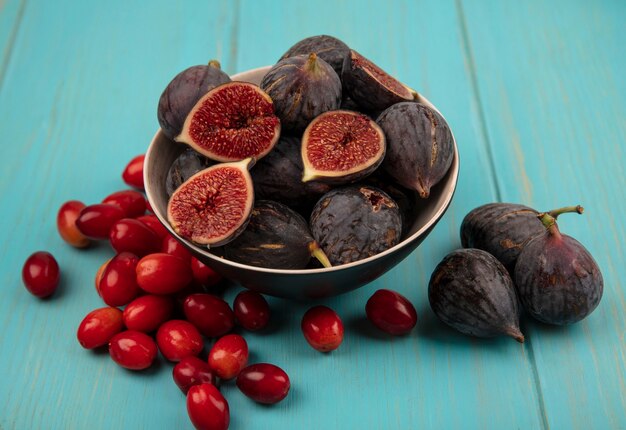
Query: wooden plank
460,0,626,428
0,0,25,85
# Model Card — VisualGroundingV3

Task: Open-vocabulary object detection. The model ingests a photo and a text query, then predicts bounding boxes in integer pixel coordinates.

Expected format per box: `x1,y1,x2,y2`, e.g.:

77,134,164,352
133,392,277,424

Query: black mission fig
165,148,214,197
279,34,350,77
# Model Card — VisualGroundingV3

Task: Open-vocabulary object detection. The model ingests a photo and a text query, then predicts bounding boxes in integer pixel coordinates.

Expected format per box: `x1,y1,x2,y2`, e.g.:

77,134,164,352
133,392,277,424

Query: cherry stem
208,59,221,69
537,205,584,231
309,242,332,268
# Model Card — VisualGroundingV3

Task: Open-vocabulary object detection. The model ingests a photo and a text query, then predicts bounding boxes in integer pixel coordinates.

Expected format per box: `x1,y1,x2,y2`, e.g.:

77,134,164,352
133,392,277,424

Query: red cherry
75,203,125,240
123,295,174,333
122,154,145,190
233,290,270,331
301,305,344,352
162,234,193,262
109,330,157,370
57,200,90,248
109,218,161,256
173,356,216,394
99,252,141,307
77,307,124,349
236,363,290,404
22,251,60,298
136,253,193,295
94,258,112,297
187,383,229,430
136,215,169,240
208,334,248,380
190,257,223,288
156,320,204,362
183,294,234,338
102,190,147,218
365,289,418,335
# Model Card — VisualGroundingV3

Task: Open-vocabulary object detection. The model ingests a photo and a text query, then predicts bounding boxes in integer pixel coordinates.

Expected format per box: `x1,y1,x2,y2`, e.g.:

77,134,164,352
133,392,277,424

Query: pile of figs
157,35,455,270
428,203,603,341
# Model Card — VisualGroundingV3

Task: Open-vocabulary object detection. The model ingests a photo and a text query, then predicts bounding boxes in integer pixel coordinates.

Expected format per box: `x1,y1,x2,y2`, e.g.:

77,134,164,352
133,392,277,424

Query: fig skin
260,53,342,133
223,200,330,269
310,186,402,266
279,35,350,78
342,49,417,112
377,102,454,199
165,148,214,197
251,135,331,214
514,207,603,325
460,203,545,274
428,248,524,342
158,60,231,140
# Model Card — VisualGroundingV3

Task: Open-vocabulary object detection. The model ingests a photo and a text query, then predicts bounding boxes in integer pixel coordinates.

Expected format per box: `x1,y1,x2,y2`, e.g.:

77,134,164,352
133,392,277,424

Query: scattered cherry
365,289,417,335
99,252,141,307
156,320,204,362
183,294,235,338
94,258,111,297
136,253,193,295
123,295,174,333
57,200,90,248
136,214,169,240
109,330,158,370
173,356,216,394
102,190,147,218
162,234,193,262
301,305,344,352
109,218,161,256
22,251,60,298
236,363,290,405
234,290,270,331
190,257,223,288
77,307,124,349
75,203,125,240
208,334,249,380
187,383,229,430
122,154,145,190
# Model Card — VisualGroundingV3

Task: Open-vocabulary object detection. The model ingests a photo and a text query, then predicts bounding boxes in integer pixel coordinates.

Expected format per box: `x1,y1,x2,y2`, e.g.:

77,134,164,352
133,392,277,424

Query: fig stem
208,59,221,69
506,327,525,343
537,205,584,230
306,53,319,73
309,242,332,268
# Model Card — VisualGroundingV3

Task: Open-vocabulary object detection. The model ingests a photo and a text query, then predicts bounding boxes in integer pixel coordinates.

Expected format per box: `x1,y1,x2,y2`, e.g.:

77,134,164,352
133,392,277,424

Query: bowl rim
145,65,459,275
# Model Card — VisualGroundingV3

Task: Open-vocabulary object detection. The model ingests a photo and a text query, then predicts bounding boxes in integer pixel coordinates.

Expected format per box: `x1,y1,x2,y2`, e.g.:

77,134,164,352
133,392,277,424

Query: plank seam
0,0,27,95
229,0,241,73
455,2,549,429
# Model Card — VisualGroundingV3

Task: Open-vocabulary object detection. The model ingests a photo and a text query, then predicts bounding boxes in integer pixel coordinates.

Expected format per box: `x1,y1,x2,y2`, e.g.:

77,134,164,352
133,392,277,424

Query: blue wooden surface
0,1,624,429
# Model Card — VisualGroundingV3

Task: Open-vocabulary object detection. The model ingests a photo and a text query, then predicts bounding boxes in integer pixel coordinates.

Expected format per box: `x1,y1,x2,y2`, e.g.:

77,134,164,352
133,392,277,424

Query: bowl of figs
145,35,459,299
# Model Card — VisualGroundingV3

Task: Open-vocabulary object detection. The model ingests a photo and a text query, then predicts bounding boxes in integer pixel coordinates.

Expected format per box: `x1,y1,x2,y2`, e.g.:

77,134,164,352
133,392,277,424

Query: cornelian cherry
136,253,193,295
94,258,111,297
136,215,169,240
75,203,125,239
123,295,174,333
22,251,60,298
99,252,140,307
109,330,157,370
187,383,229,430
77,307,124,349
190,257,223,288
301,305,344,352
365,289,417,335
109,218,161,256
57,200,90,248
173,356,216,394
234,290,270,331
122,154,145,190
183,294,234,338
156,320,203,362
162,234,193,262
208,334,248,380
236,363,290,404
102,190,146,218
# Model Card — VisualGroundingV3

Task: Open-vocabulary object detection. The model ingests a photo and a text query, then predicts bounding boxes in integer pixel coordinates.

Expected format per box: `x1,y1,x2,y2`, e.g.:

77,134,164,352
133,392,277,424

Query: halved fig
342,49,418,111
167,158,255,247
175,82,281,162
301,110,385,184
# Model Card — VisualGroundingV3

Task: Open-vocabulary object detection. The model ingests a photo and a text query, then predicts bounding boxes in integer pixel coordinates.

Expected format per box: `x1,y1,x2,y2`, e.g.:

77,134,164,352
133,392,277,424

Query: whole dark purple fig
377,102,454,199
157,60,231,140
250,135,331,214
165,148,214,197
428,248,524,342
279,35,350,77
223,200,330,269
342,49,418,112
460,203,545,274
514,206,603,325
260,53,341,133
310,186,402,266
